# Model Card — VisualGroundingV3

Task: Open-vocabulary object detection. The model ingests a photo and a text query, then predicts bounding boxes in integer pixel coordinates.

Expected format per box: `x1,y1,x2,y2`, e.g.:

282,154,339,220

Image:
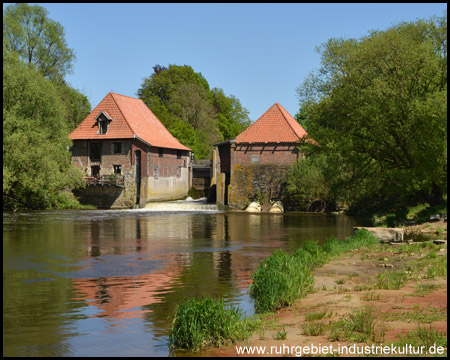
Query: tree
284,154,331,211
54,80,91,130
3,3,75,80
296,14,447,213
211,88,251,141
138,64,251,158
3,46,85,209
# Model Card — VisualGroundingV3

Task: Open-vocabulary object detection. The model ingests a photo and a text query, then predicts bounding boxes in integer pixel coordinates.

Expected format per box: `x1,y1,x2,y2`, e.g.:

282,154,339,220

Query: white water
143,197,220,212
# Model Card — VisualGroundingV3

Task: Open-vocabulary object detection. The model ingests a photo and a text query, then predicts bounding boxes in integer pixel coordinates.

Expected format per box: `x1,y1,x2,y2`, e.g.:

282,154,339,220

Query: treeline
284,13,447,218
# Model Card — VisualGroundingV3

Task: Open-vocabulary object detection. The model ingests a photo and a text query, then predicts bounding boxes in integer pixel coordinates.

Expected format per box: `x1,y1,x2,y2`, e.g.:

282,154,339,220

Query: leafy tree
54,80,91,130
138,64,250,158
211,88,251,141
296,15,447,213
284,154,331,211
3,46,85,209
3,3,76,80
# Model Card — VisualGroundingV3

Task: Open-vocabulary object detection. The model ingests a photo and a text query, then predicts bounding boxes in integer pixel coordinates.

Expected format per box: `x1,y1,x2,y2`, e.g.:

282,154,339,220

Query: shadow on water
3,210,364,357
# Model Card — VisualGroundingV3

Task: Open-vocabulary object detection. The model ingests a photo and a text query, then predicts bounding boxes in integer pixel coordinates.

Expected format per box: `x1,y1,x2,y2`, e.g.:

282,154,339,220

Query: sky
11,3,447,122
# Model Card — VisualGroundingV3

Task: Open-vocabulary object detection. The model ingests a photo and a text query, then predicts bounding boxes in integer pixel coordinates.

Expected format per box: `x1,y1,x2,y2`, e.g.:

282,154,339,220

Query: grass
302,322,328,336
375,270,410,290
169,297,254,351
394,323,447,350
328,307,385,343
274,326,287,340
249,229,379,313
305,310,329,321
414,283,439,296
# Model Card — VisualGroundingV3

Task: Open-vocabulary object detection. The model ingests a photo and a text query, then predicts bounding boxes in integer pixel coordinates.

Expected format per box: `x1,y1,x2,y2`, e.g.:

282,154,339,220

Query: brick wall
232,143,299,165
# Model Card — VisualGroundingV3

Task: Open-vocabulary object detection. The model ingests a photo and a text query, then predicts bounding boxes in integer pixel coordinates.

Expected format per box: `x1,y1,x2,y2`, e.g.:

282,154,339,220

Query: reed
169,297,252,351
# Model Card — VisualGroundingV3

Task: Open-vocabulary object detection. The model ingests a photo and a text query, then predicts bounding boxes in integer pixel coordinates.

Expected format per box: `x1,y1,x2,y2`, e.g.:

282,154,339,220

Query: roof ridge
110,92,137,136
275,103,303,139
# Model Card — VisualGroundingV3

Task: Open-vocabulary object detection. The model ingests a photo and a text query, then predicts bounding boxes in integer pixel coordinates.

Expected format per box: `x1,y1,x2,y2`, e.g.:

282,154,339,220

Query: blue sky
15,3,448,122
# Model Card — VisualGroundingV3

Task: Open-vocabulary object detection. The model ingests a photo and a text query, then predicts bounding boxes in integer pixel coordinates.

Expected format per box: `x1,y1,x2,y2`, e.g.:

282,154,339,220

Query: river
3,209,367,357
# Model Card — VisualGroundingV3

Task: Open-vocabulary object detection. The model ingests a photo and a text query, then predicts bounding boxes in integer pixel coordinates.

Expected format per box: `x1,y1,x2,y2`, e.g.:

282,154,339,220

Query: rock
433,239,447,245
185,196,194,201
354,227,404,243
269,201,284,213
245,201,261,212
429,214,440,222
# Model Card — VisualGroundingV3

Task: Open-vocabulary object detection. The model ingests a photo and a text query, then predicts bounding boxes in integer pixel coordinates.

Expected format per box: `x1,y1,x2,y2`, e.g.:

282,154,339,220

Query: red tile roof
69,92,191,151
235,103,310,144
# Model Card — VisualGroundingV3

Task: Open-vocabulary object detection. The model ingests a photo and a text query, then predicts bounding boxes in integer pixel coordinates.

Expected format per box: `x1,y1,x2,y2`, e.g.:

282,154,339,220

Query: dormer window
96,111,112,135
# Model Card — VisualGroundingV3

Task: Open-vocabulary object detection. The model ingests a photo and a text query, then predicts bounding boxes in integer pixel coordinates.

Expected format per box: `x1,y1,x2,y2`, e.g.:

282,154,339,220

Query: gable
69,92,191,151
235,103,308,144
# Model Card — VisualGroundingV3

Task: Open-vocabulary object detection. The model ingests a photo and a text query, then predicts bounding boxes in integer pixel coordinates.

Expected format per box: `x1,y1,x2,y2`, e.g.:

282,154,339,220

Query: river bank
203,229,447,357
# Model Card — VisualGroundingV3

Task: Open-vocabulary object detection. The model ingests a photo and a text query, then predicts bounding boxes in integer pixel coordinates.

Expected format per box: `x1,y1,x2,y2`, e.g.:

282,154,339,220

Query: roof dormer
96,111,113,135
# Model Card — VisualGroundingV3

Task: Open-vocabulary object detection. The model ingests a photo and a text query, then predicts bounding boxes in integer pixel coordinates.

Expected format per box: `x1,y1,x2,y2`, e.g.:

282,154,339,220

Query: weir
143,197,219,212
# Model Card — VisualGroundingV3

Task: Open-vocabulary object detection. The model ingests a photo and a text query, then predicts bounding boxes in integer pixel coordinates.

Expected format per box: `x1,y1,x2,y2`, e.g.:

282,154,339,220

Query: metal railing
84,175,125,187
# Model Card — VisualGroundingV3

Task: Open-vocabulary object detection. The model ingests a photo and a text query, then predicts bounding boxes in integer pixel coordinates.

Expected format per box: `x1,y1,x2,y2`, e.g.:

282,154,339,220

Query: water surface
3,209,364,357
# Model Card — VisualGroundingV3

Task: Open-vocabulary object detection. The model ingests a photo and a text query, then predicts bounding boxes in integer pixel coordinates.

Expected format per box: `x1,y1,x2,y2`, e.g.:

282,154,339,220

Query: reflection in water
3,210,364,357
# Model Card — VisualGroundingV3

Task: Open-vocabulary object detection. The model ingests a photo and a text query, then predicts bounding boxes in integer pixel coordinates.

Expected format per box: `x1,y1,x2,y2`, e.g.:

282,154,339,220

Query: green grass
249,229,379,313
274,326,287,340
302,322,328,336
375,270,410,290
169,297,253,351
394,323,447,350
414,283,439,296
305,310,329,321
328,307,385,343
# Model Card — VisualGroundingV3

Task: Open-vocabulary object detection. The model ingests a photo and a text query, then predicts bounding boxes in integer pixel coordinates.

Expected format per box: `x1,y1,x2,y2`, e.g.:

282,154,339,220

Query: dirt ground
203,225,447,357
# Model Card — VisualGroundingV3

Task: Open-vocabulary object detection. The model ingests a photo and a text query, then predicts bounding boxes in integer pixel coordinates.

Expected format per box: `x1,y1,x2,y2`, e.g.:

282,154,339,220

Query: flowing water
3,206,368,357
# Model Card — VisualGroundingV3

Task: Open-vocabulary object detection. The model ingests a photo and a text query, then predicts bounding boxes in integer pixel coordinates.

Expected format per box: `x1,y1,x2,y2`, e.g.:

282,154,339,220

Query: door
135,150,141,205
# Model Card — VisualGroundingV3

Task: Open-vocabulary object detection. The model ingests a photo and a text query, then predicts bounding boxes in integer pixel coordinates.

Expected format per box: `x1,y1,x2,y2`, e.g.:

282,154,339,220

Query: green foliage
284,154,331,211
169,297,252,351
138,64,250,158
3,3,75,80
54,80,91,130
3,46,85,209
211,88,251,140
296,15,447,214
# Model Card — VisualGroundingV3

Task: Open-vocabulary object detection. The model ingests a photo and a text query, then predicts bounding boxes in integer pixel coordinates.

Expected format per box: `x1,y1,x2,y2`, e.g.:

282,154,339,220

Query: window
251,155,259,164
159,148,164,158
96,112,111,135
113,165,121,174
90,143,101,161
177,150,182,159
177,166,181,177
99,120,108,134
113,142,122,154
153,166,159,178
91,165,100,177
